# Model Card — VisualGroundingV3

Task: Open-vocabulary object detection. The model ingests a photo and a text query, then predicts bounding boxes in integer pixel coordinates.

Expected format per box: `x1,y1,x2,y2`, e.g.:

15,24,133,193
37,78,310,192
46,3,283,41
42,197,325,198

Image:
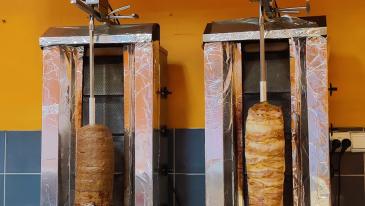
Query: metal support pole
259,0,267,102
89,15,96,125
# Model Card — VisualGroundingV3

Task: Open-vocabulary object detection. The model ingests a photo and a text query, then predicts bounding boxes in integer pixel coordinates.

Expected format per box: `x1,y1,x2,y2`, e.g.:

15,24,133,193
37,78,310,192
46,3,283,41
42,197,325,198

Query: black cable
338,139,352,206
330,139,341,206
330,140,341,178
337,154,342,206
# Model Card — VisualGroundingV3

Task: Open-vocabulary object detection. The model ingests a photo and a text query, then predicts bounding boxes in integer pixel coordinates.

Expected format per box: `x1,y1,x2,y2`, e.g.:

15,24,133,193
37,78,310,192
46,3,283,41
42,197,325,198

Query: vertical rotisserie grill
40,24,168,206
204,16,330,206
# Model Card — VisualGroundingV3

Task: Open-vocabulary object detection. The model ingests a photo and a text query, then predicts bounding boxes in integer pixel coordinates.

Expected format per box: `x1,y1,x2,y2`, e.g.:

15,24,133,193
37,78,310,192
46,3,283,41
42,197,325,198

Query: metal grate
113,135,124,173
243,41,290,94
82,96,124,135
113,134,124,205
83,56,124,96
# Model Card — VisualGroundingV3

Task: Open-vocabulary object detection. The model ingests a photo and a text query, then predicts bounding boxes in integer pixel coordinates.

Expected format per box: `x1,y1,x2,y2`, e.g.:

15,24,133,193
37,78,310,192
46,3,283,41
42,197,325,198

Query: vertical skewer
259,0,267,102
89,15,96,125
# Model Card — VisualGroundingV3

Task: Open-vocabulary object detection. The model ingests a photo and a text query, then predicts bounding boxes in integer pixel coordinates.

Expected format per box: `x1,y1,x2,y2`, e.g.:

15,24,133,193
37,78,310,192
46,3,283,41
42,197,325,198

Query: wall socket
331,131,365,152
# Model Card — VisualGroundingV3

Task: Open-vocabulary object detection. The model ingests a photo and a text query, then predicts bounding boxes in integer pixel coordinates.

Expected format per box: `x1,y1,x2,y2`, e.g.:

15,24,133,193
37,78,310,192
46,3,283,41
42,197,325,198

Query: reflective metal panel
134,42,154,206
306,36,330,206
204,42,225,206
222,42,235,206
41,46,84,206
204,27,327,42
232,43,244,206
123,44,135,206
41,46,61,206
124,42,161,206
203,16,327,43
290,38,304,206
204,42,243,206
40,24,160,47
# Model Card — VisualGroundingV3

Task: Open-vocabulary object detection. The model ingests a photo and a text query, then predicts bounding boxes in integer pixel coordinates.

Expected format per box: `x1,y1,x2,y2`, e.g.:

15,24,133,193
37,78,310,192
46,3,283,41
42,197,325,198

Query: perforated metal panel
82,96,124,134
113,134,125,206
243,41,291,94
83,56,124,95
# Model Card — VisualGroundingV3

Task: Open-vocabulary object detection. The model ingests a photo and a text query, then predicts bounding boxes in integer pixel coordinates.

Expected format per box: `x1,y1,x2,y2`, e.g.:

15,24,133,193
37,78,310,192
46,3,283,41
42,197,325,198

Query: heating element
40,24,168,206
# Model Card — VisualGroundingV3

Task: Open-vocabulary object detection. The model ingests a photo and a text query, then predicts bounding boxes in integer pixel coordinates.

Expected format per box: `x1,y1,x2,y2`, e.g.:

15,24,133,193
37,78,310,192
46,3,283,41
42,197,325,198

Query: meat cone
75,125,114,206
245,102,285,206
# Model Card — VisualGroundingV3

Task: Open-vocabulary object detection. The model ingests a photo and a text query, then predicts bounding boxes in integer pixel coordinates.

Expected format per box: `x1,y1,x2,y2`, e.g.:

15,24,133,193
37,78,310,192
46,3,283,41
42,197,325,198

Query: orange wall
0,0,364,130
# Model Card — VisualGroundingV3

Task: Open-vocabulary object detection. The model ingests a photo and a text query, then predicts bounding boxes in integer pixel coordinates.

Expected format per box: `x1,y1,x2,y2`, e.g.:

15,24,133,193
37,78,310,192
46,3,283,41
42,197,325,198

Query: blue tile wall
0,175,3,206
6,131,41,173
0,132,4,173
175,174,205,206
5,175,40,206
159,129,172,170
174,129,205,173
4,129,363,206
0,131,41,206
167,129,174,172
158,175,169,205
169,129,205,206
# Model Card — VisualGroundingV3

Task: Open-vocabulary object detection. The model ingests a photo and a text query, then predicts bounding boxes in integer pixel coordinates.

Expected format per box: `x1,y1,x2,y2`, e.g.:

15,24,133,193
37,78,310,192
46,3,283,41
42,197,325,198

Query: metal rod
108,5,131,15
108,14,139,19
278,6,307,11
89,15,96,125
259,0,267,102
279,10,301,14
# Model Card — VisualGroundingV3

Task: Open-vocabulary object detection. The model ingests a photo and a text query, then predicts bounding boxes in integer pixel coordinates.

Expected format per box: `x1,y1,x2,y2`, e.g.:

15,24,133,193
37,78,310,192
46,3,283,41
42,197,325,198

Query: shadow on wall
328,53,365,127
167,64,189,127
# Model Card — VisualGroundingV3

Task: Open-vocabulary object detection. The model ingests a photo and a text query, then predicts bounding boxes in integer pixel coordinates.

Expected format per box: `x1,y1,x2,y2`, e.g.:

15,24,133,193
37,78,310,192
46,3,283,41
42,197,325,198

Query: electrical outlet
350,132,365,152
330,132,351,152
330,132,351,141
331,131,365,152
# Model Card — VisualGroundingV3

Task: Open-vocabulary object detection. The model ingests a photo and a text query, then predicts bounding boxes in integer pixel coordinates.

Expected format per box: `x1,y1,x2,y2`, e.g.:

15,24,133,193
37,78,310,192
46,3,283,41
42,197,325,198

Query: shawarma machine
203,0,330,205
40,0,169,205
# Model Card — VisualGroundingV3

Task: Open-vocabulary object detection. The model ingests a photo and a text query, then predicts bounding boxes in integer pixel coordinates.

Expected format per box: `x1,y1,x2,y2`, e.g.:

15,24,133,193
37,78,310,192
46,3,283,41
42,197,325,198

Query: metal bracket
330,123,339,137
160,125,169,137
71,0,139,25
158,87,172,99
71,0,114,24
158,165,173,176
329,83,338,96
251,0,311,18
